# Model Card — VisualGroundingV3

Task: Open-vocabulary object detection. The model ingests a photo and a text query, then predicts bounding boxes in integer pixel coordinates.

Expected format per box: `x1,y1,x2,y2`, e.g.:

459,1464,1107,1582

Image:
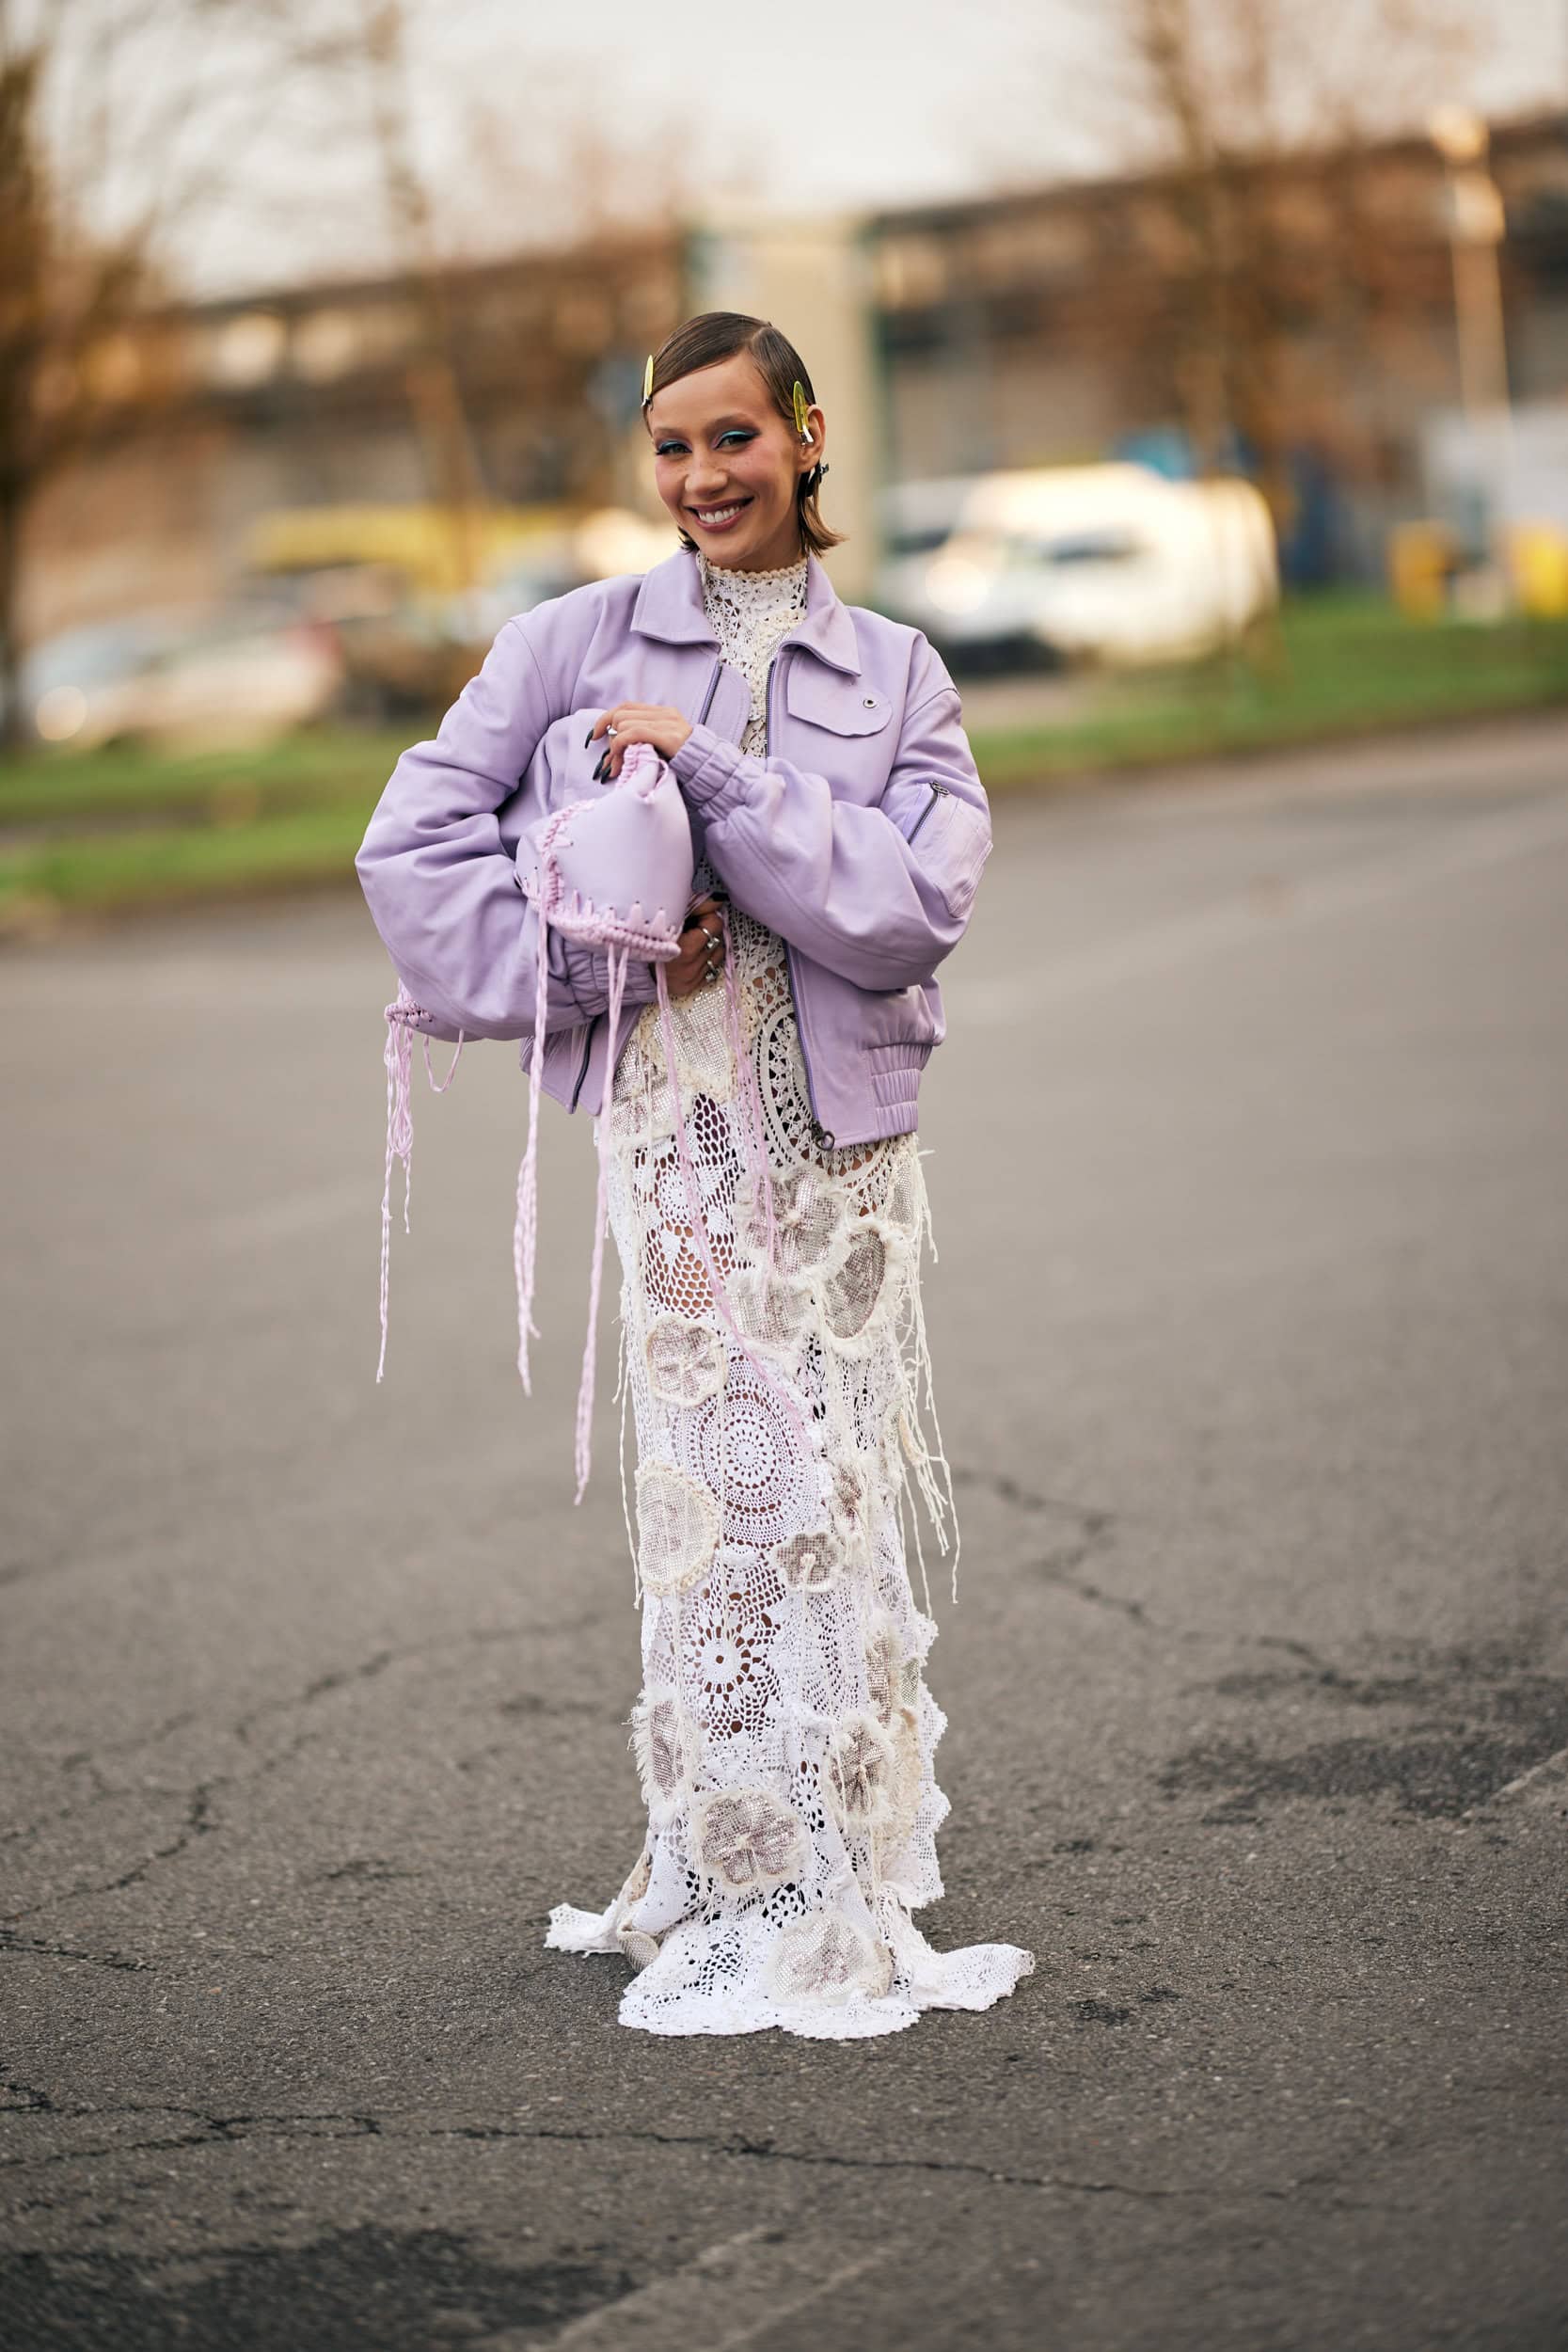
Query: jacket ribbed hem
809,1041,929,1143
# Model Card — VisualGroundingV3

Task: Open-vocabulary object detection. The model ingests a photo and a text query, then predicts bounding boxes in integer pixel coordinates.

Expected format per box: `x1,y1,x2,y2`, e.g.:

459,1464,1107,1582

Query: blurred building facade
24,237,683,640
23,109,1568,641
868,109,1568,584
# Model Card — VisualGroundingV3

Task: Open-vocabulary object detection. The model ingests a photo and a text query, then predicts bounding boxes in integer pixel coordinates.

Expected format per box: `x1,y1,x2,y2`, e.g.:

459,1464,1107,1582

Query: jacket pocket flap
784,664,893,735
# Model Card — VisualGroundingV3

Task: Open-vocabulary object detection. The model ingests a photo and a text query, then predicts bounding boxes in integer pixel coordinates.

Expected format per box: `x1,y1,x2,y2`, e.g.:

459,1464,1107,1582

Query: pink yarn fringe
572,939,630,1504
376,874,802,1507
377,983,465,1383
513,914,551,1394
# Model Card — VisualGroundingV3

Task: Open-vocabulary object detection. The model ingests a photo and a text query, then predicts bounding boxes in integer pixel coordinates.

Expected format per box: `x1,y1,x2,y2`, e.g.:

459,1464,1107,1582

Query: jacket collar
630,547,861,677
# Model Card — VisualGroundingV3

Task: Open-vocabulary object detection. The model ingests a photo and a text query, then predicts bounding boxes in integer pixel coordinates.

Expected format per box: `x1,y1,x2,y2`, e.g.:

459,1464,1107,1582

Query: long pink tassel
513,914,551,1394
377,989,466,1383
421,1030,465,1093
377,993,416,1383
572,940,630,1504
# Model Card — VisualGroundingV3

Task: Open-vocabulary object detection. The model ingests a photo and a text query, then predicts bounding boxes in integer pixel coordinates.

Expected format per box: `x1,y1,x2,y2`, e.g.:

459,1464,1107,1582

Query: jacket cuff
671,722,748,814
558,930,660,1017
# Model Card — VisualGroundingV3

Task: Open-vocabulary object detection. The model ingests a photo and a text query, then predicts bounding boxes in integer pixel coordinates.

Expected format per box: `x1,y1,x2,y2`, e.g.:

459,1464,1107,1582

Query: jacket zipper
573,659,720,1116
907,778,948,841
570,1015,594,1109
765,647,835,1149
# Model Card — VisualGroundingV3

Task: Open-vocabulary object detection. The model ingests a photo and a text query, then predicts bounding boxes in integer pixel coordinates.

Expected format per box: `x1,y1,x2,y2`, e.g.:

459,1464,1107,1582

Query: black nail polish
584,728,594,747
594,755,609,782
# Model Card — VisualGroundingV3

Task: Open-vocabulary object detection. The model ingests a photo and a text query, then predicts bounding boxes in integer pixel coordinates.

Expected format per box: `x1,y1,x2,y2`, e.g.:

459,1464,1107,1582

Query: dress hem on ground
544,1894,1037,2042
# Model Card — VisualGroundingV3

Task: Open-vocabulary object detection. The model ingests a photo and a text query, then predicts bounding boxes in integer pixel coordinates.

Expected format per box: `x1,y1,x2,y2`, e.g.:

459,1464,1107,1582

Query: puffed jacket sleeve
668,634,992,993
354,615,660,1041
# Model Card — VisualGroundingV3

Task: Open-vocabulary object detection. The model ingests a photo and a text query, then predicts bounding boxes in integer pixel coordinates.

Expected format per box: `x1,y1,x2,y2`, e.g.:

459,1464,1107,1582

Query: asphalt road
4,715,1566,2352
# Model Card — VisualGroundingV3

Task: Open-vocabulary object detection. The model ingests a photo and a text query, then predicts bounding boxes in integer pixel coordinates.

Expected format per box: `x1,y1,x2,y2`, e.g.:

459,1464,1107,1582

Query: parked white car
875,464,1278,668
22,605,342,750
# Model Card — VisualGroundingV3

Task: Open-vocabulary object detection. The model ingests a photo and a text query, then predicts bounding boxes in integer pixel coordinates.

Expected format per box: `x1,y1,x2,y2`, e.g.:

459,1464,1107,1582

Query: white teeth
695,505,743,523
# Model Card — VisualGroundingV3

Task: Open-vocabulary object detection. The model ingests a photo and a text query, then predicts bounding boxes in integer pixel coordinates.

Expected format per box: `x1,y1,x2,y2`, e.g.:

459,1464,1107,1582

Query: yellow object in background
1506,522,1568,618
243,503,566,596
1388,520,1461,618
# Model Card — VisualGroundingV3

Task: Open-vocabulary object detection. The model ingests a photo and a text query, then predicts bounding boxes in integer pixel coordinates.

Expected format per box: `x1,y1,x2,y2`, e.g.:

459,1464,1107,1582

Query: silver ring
606,722,618,738
704,966,719,985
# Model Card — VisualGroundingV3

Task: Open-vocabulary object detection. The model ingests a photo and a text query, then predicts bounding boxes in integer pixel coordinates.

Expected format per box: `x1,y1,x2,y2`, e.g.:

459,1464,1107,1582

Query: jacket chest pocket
783,662,894,746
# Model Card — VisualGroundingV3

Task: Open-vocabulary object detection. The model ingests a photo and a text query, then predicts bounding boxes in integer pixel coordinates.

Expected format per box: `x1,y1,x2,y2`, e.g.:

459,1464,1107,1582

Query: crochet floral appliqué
645,1315,725,1407
628,1690,702,1817
823,1711,897,1834
729,1255,812,1356
771,1527,848,1594
765,1909,895,2005
821,1222,896,1346
635,1460,720,1597
737,1166,841,1279
692,1785,806,1893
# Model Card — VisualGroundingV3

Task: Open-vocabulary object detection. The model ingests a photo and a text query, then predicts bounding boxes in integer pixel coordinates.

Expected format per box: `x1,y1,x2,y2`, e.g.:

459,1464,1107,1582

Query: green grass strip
0,727,413,829
4,598,1568,922
974,601,1568,785
0,797,377,921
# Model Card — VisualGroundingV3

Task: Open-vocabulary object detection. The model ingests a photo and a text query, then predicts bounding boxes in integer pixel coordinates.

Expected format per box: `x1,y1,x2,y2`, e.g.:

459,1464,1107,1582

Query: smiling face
646,351,825,572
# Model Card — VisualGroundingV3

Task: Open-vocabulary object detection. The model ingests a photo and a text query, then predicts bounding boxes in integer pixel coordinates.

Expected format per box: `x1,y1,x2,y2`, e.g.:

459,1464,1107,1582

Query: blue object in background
1113,425,1354,587
1114,425,1198,481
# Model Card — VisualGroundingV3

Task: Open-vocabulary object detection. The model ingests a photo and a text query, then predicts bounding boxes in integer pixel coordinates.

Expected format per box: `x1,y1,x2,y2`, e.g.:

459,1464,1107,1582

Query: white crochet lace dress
544,552,1036,2037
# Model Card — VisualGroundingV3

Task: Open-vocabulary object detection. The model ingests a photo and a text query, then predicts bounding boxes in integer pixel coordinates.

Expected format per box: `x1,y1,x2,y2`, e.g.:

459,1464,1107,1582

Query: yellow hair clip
642,352,655,405
791,379,811,440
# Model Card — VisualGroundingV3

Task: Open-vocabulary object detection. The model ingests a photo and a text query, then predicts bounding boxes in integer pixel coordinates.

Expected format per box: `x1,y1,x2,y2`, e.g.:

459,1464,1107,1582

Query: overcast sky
150,0,1568,297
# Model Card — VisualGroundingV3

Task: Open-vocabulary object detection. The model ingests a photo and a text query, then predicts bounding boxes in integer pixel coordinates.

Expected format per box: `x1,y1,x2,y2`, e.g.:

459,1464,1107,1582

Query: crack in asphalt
4,1615,609,1923
952,1468,1105,1521
0,2103,1347,2207
231,1654,397,1750
951,1469,1158,1627
2,1785,222,1926
0,2106,385,2174
0,1717,199,1850
422,2119,1219,2198
1024,1545,1152,1627
0,1930,151,1975
1,2080,58,2113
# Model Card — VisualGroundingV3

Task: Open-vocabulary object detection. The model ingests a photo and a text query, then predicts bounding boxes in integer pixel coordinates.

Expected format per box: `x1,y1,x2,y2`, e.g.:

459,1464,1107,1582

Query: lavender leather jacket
354,546,993,1147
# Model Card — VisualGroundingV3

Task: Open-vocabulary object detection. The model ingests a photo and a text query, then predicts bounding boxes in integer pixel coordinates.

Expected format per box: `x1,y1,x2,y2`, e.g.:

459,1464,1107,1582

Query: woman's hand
587,704,692,781
664,895,726,1001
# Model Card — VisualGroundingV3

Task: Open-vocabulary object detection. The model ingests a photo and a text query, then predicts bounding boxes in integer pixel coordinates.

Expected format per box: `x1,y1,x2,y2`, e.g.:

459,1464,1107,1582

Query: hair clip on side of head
642,352,655,406
791,379,811,442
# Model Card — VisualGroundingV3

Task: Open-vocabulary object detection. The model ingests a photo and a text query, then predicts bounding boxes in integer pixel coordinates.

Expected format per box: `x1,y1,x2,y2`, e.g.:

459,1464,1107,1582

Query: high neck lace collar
698,550,809,614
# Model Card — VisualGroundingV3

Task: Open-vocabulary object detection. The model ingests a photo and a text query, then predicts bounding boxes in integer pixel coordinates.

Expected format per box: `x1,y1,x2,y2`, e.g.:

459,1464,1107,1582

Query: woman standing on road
356,312,1035,2039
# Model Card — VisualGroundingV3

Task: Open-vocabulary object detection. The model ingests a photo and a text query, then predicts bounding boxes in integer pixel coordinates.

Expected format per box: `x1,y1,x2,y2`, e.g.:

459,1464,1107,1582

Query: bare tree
0,0,357,745
351,0,492,596
1088,0,1482,510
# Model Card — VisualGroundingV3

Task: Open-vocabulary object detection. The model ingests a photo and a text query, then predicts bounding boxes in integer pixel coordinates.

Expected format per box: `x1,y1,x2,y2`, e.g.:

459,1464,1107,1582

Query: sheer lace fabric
544,552,1035,2037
